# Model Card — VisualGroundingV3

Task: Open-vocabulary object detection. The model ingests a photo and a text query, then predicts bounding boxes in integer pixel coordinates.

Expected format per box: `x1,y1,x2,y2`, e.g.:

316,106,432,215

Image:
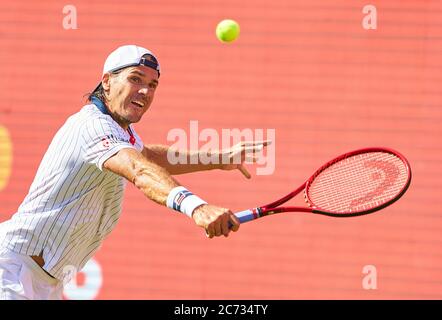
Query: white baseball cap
92,44,161,93
102,44,161,75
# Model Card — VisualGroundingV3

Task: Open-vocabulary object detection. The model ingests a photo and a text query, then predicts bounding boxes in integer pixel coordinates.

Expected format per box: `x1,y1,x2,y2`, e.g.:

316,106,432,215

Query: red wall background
0,0,441,299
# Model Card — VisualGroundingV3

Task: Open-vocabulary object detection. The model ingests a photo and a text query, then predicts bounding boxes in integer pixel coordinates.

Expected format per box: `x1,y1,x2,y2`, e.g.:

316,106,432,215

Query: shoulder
66,104,108,127
78,104,125,135
78,103,112,123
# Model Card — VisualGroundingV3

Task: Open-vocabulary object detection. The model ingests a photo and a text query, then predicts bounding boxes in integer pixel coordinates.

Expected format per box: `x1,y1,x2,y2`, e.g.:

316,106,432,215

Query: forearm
132,161,180,205
144,144,223,175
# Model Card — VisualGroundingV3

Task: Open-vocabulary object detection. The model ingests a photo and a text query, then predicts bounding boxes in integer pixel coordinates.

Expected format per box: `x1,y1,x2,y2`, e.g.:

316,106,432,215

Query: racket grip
228,209,257,229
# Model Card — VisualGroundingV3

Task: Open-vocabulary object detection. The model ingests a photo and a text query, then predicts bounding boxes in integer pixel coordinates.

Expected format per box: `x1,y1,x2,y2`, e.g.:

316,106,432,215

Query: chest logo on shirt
100,134,134,148
101,137,110,149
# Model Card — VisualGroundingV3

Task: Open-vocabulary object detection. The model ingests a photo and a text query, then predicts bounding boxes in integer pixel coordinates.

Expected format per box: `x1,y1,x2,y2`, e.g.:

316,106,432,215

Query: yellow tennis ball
216,19,240,43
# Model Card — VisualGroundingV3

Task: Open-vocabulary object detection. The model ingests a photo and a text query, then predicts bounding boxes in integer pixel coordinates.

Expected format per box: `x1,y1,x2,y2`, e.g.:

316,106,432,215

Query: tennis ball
216,19,240,43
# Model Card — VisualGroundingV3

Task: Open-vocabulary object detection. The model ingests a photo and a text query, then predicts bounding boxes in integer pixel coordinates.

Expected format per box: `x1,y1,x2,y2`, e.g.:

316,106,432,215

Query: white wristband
166,186,207,218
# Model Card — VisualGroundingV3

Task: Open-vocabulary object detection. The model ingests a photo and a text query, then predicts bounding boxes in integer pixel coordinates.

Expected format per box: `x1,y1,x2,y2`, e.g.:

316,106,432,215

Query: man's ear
101,73,111,91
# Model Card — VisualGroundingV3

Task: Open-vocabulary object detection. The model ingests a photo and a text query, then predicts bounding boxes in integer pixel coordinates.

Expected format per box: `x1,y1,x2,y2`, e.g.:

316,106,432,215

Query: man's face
102,65,159,129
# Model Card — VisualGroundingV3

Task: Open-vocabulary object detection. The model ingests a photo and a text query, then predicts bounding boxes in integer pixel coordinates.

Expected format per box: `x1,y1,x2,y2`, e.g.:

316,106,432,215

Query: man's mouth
131,100,145,108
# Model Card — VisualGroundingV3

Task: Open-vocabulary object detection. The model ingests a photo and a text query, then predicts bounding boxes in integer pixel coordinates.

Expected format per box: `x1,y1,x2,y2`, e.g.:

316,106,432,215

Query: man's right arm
104,147,179,205
102,147,239,237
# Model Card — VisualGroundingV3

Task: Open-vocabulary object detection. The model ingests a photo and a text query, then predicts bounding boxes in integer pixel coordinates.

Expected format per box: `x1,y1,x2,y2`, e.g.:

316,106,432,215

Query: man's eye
131,77,141,83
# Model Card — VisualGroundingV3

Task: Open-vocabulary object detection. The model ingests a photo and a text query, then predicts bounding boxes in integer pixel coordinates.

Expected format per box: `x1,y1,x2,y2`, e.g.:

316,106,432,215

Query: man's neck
91,97,129,130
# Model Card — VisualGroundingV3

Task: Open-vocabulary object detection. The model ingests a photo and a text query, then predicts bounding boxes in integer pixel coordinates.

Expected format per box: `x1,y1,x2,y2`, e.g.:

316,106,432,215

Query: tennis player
0,45,269,300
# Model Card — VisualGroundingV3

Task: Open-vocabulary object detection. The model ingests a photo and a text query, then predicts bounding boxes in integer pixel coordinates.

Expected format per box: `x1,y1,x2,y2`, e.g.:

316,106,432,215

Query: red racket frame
254,147,412,218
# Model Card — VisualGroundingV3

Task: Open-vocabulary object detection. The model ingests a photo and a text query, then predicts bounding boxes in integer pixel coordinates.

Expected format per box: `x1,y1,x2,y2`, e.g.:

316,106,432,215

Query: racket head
304,147,411,217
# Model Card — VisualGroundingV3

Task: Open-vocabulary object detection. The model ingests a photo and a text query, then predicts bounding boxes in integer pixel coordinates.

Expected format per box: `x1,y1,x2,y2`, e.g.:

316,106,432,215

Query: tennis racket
233,147,411,225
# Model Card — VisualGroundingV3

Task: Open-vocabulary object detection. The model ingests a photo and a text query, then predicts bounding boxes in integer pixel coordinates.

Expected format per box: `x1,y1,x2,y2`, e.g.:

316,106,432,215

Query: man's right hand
192,204,240,238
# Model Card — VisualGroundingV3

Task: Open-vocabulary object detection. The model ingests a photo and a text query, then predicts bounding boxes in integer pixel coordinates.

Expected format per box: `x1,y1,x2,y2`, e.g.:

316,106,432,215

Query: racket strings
307,152,409,214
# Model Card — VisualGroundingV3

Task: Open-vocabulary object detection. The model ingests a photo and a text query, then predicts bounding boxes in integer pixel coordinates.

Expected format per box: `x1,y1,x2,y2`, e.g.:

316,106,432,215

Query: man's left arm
142,140,271,178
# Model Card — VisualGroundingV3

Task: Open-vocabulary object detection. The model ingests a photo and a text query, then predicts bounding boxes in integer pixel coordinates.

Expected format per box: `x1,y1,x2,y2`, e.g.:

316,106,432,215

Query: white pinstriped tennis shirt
0,102,143,280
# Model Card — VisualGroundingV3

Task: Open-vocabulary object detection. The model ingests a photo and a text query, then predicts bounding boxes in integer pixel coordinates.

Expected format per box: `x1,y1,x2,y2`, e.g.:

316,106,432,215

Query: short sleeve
81,115,138,171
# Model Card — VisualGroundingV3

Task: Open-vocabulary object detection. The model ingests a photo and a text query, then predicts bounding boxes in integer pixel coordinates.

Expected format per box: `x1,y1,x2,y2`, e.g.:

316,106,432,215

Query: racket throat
247,207,266,219
257,207,274,217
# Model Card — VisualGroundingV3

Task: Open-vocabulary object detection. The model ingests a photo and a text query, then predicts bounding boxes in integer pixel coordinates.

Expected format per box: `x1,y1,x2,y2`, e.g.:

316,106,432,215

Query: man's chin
125,107,149,124
125,115,143,124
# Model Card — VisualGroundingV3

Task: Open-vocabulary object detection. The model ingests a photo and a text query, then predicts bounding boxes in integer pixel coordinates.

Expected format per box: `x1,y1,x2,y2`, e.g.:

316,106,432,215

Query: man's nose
138,87,149,95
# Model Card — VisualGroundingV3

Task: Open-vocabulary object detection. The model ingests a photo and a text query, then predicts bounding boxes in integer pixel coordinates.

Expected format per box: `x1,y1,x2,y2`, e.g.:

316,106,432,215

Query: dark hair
86,84,104,102
86,69,124,103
